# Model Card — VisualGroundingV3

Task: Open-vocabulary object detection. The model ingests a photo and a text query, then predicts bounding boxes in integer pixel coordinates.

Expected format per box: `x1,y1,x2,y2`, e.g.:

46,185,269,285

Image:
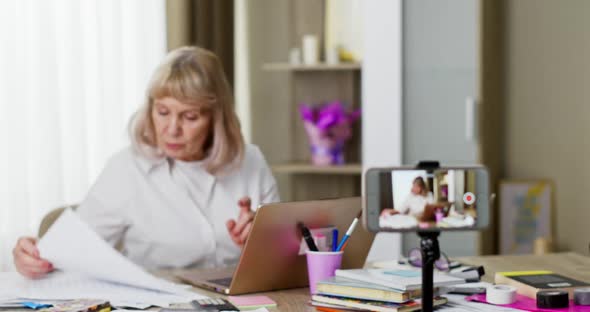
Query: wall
505,0,590,254
362,0,403,261
244,0,293,200
234,0,251,142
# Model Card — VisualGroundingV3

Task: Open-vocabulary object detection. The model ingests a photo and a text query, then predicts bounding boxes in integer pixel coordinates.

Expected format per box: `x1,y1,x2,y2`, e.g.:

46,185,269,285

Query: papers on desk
1,209,206,308
0,271,193,308
379,214,418,229
38,209,190,295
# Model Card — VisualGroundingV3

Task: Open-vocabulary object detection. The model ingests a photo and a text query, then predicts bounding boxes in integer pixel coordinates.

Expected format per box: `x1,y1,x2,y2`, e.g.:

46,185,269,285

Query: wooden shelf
271,163,362,175
262,62,361,72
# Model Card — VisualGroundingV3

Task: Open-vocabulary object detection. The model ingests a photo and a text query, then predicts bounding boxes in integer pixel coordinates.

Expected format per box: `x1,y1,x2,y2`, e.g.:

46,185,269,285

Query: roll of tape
537,290,569,308
574,288,590,306
487,285,517,305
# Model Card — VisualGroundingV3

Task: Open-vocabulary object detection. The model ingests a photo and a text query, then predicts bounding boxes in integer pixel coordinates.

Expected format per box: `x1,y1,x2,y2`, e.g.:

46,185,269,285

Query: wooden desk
157,270,313,312
164,252,590,311
7,253,588,311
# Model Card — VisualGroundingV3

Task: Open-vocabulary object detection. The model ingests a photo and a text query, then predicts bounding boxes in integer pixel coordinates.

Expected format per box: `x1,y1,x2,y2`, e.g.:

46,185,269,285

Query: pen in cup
332,229,339,252
298,222,318,252
336,211,361,252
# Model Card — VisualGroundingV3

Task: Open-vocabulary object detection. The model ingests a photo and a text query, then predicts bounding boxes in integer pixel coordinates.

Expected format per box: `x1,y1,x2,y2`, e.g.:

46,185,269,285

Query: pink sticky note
466,293,590,312
228,295,277,309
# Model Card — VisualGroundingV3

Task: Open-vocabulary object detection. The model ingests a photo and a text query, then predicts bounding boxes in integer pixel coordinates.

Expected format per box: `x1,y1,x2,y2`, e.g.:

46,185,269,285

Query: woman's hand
380,208,399,217
13,237,53,279
225,197,255,247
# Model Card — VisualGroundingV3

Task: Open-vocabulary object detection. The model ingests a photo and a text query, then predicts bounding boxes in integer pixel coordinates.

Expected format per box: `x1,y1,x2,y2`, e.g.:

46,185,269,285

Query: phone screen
364,167,489,232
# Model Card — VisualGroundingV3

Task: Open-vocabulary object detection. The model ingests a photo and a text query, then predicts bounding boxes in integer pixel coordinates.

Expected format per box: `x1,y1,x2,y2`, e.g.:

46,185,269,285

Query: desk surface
5,253,587,311
164,252,590,312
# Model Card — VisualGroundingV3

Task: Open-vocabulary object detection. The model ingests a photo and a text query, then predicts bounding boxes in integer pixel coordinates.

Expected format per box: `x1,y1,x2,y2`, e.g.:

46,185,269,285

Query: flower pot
310,141,344,166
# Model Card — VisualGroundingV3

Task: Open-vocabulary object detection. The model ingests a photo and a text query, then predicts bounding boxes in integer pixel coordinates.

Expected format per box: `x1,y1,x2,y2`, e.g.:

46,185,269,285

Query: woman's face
152,97,212,161
411,182,423,195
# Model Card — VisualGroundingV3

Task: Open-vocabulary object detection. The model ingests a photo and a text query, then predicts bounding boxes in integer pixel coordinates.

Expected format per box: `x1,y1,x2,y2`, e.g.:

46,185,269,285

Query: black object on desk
298,222,318,251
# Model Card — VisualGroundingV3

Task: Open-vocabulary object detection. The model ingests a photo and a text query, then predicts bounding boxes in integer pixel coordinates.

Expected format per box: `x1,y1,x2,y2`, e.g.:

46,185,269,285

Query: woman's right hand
13,237,53,278
380,208,399,217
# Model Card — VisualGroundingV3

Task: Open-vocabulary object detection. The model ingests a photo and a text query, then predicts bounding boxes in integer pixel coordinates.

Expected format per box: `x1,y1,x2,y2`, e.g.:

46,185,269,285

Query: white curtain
0,0,166,271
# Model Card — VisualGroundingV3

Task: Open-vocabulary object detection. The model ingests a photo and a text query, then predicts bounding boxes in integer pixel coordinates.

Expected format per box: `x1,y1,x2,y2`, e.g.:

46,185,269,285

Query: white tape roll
487,285,517,305
575,288,590,306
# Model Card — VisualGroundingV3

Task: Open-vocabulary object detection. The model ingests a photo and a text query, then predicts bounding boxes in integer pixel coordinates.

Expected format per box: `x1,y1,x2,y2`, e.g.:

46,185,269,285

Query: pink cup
306,250,343,294
435,211,444,222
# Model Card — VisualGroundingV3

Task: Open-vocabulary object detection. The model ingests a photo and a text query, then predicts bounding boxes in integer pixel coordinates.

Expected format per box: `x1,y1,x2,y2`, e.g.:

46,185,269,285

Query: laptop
421,202,453,222
176,197,375,295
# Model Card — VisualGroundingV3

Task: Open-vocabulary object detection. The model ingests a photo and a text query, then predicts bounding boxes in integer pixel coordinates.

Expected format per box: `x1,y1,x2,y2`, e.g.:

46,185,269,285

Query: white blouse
397,192,434,217
76,144,280,270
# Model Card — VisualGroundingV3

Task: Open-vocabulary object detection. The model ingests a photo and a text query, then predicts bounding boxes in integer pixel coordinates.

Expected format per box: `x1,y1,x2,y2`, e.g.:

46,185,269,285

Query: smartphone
363,166,490,232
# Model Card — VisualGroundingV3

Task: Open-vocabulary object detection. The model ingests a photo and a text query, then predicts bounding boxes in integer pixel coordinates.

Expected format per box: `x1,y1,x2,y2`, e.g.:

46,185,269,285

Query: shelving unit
262,61,362,202
262,62,362,72
249,0,364,202
271,163,362,175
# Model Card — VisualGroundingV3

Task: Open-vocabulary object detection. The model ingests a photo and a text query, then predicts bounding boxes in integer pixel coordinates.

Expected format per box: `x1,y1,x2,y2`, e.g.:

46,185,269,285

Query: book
311,295,448,312
317,276,423,303
310,300,366,311
335,268,464,291
495,270,590,299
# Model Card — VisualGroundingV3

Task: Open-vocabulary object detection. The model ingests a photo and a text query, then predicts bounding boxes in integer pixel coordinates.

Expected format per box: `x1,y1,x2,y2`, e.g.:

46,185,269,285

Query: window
0,0,166,271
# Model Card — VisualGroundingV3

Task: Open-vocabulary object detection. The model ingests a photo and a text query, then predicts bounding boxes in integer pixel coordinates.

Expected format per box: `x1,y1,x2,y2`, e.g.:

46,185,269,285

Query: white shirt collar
132,147,168,174
133,147,216,179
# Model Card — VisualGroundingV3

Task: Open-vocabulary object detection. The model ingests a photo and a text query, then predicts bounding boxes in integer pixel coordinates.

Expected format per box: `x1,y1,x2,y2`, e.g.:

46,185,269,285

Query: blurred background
0,0,589,271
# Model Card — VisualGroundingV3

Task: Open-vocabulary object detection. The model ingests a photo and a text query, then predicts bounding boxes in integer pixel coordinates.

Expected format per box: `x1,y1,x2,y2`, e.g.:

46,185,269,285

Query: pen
298,222,318,252
332,228,339,251
336,211,361,252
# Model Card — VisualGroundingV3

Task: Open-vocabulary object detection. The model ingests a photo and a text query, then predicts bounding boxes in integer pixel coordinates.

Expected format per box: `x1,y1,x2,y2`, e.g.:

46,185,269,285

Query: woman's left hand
226,197,255,247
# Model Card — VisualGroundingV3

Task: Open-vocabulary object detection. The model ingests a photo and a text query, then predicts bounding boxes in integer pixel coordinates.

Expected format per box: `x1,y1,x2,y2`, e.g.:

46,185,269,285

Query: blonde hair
130,46,244,175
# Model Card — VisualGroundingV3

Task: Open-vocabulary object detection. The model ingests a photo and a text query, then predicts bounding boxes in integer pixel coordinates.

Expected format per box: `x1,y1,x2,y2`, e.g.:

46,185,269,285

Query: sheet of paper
0,271,205,308
37,209,192,296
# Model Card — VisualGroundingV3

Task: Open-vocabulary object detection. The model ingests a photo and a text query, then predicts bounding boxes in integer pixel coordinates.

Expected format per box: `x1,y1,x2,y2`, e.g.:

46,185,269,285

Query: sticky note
383,270,421,277
228,295,277,310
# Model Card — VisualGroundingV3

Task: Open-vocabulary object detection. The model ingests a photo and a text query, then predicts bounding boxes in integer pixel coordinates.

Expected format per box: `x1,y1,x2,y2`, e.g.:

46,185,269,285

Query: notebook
335,269,464,291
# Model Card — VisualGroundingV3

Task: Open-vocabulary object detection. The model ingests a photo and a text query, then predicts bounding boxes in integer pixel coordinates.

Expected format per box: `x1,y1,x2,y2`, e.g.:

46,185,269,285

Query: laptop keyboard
208,277,233,287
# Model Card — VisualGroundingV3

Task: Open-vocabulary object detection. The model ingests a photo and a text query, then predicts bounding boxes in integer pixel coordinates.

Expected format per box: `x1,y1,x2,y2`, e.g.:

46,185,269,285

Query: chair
38,204,78,238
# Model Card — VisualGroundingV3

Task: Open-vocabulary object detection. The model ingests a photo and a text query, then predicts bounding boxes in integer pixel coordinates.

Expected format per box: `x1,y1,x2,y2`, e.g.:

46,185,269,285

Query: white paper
27,209,208,307
0,271,205,308
37,209,191,295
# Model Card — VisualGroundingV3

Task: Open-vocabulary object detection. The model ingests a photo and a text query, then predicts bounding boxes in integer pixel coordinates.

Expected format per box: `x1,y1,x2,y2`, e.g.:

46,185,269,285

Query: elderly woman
380,176,433,218
13,46,279,278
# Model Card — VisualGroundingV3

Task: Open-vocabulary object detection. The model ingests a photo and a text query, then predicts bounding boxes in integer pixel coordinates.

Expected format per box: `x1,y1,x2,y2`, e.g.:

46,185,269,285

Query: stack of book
310,269,465,312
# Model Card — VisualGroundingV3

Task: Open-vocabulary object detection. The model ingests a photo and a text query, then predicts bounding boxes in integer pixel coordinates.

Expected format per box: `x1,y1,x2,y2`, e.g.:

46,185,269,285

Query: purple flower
299,101,361,165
